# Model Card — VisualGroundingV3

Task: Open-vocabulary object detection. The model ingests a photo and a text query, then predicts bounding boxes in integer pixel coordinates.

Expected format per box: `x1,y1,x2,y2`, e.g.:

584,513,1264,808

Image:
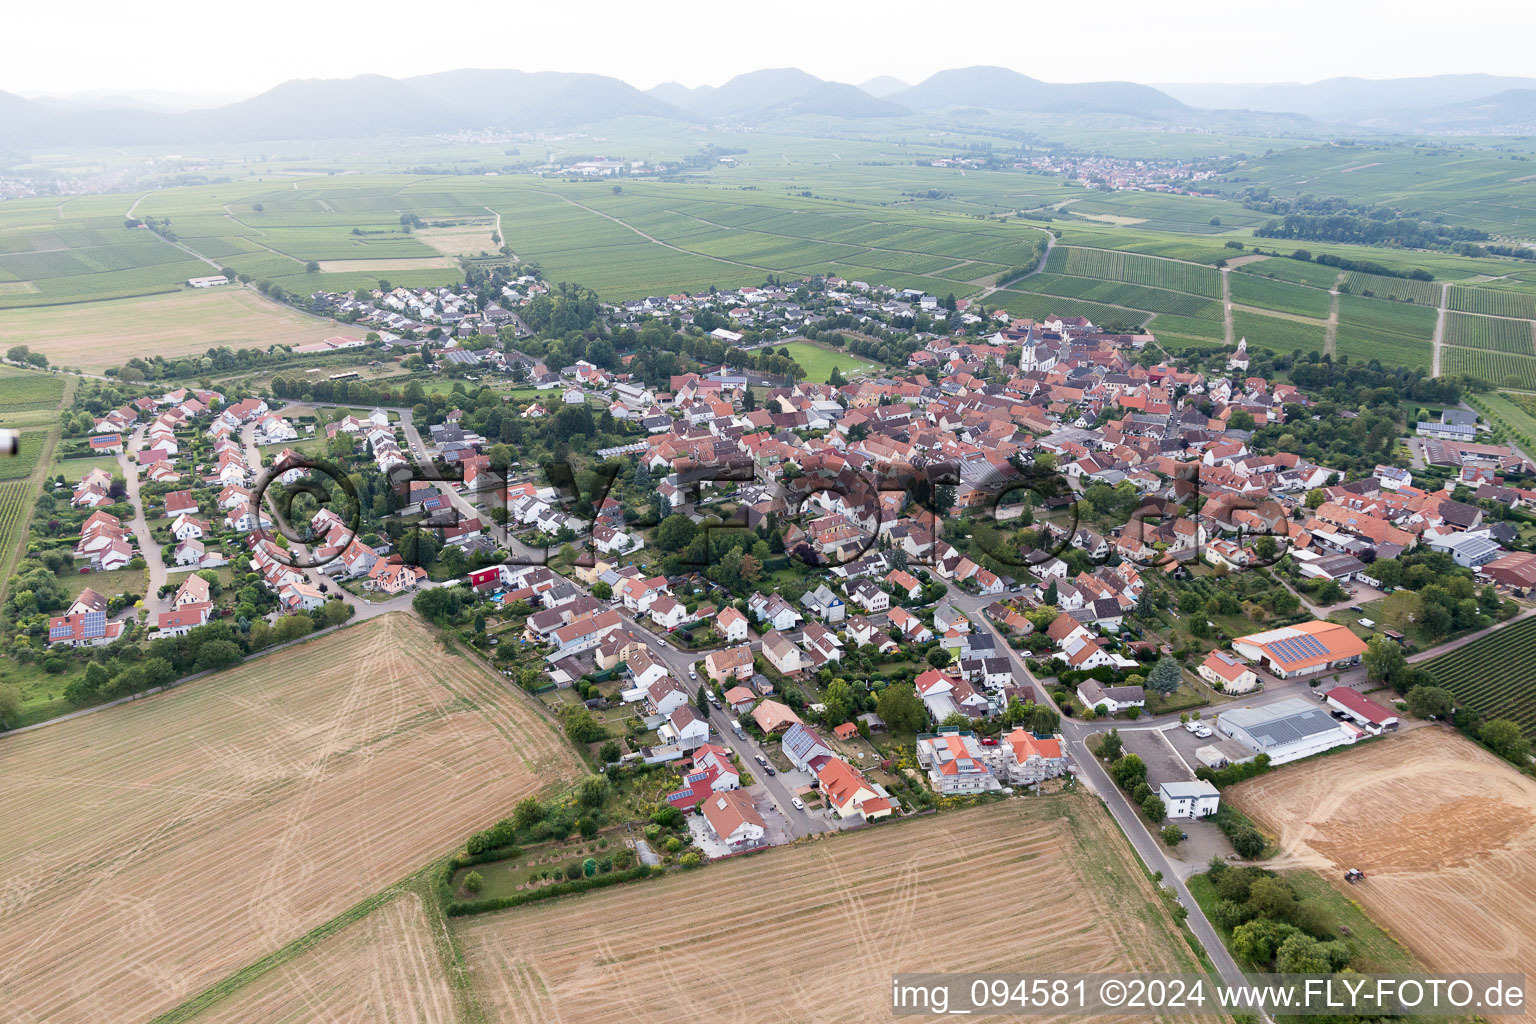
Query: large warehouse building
1217,697,1362,765
1231,621,1368,680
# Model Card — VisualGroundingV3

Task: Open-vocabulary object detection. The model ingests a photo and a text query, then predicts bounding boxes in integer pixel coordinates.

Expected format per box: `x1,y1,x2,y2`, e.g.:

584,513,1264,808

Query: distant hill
646,81,713,109
1403,88,1536,132
1159,74,1536,120
892,65,1185,116
859,75,909,98
671,68,908,119
405,69,677,127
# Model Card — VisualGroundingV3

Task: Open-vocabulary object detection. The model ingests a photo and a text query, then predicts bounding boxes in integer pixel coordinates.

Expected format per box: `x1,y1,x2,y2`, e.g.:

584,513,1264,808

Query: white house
1159,780,1220,820
701,790,766,848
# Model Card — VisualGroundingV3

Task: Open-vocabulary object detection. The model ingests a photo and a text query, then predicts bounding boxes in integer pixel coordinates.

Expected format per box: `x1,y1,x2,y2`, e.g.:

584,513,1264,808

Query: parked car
791,797,805,811
979,737,997,746
754,754,768,767
763,764,776,776
1194,726,1212,739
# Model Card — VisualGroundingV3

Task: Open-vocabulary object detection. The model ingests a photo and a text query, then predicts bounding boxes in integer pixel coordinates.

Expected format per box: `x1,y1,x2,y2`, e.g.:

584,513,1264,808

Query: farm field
1420,615,1536,735
185,891,459,1024
1231,309,1326,355
1228,729,1536,987
453,794,1211,1024
415,221,501,257
0,613,581,1024
780,341,879,383
0,287,330,372
0,367,67,418
1442,346,1536,390
1228,272,1333,319
1443,311,1536,354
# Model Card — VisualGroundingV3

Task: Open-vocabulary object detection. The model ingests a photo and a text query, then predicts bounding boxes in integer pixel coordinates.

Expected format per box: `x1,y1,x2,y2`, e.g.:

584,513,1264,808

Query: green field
780,342,879,384
1449,284,1536,320
1442,346,1536,389
1443,311,1536,354
1232,309,1325,355
1229,273,1332,318
1421,616,1536,737
0,369,67,415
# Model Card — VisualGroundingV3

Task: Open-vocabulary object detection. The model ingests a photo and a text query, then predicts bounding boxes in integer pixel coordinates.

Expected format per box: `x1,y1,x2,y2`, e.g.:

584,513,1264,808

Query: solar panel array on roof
1269,633,1329,664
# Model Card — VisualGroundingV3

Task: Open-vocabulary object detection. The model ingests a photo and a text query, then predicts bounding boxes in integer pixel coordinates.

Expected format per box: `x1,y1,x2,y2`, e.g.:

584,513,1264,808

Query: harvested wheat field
0,613,580,1024
1229,728,1536,982
416,221,500,258
192,892,459,1024
454,795,1208,1024
0,287,327,372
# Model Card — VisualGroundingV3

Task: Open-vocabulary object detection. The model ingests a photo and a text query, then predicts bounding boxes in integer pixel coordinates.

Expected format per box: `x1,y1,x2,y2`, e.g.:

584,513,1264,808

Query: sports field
781,341,880,383
1228,728,1536,986
0,613,580,1024
453,795,1209,1024
0,287,329,371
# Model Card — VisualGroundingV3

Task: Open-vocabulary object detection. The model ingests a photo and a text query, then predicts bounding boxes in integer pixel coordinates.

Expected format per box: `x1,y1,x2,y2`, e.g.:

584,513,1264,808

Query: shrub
1161,824,1184,847
463,870,483,894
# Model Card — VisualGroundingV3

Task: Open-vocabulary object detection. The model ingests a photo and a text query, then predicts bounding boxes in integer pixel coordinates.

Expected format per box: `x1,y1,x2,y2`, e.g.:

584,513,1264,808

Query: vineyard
1449,285,1536,321
1007,272,1221,318
0,480,33,570
1229,273,1332,318
0,430,45,480
1421,616,1536,736
1342,271,1440,305
1443,311,1536,354
0,370,66,414
1054,246,1222,297
1442,347,1536,390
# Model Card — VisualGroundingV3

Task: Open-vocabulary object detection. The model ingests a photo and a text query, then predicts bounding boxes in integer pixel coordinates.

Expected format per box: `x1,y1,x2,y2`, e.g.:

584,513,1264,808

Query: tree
876,683,928,732
1363,636,1407,686
577,775,609,808
1404,685,1454,719
306,260,320,273
656,514,699,552
513,796,545,828
592,581,612,600
1246,876,1296,920
1229,826,1267,858
194,639,243,672
1480,719,1531,765
695,684,710,717
1027,704,1060,736
1145,656,1182,697
413,586,464,624
1227,408,1256,431
1110,753,1147,791
1099,728,1124,762
1162,824,1184,846
464,870,483,894
0,684,20,730
1141,793,1166,822
823,679,855,724
598,739,621,764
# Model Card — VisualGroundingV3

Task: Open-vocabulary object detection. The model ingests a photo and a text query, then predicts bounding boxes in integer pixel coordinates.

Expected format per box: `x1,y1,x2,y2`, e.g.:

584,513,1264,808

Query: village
33,263,1536,871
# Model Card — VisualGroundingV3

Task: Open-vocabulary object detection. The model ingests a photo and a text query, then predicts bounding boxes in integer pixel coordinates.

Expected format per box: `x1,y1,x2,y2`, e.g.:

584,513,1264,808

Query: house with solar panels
1230,621,1368,680
1217,697,1361,765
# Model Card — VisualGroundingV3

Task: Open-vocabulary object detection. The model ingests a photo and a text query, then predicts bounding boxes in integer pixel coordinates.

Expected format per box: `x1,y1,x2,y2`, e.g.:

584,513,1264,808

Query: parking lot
1119,726,1197,788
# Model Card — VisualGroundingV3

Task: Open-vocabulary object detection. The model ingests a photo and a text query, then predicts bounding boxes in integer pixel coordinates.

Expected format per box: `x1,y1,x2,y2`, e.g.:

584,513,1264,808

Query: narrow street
115,424,169,617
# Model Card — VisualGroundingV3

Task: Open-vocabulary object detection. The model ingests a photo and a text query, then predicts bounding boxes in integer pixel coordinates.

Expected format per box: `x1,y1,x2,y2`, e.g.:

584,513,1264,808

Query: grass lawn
50,455,121,483
780,341,880,384
65,566,147,600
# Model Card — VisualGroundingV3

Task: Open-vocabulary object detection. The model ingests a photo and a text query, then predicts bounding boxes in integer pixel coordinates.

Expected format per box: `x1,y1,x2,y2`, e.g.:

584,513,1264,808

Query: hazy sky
13,0,1536,99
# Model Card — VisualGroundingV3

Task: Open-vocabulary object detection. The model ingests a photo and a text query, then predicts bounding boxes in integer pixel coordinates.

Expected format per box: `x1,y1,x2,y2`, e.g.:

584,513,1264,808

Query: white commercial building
1159,780,1220,820
1216,697,1361,766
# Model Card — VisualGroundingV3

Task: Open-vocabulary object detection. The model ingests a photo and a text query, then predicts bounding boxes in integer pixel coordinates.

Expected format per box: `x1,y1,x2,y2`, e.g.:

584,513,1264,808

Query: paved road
948,589,1261,1007
116,425,169,616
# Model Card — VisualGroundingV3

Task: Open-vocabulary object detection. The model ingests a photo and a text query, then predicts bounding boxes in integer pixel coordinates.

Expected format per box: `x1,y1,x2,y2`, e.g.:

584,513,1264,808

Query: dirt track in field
454,796,1210,1024
1229,728,1536,984
196,892,458,1024
0,613,579,1024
